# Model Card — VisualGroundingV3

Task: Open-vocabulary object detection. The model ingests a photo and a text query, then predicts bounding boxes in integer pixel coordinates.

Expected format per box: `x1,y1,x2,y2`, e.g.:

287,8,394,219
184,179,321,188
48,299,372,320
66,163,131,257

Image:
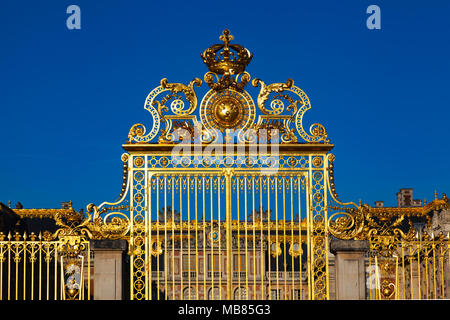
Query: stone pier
92,240,128,300
330,239,369,300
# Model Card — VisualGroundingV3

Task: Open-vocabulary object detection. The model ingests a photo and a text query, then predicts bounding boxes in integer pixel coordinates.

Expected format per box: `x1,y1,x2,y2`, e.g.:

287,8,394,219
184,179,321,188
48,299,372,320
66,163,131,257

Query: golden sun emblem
200,88,256,133
213,98,242,128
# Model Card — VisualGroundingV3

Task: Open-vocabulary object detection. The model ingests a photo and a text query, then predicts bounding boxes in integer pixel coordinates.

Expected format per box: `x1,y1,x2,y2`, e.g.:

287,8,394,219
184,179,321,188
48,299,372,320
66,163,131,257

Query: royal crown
201,29,253,75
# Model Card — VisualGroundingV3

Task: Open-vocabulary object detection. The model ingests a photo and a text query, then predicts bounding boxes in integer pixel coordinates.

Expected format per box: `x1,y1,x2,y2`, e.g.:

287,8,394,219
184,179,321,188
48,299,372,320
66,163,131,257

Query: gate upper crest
127,29,329,145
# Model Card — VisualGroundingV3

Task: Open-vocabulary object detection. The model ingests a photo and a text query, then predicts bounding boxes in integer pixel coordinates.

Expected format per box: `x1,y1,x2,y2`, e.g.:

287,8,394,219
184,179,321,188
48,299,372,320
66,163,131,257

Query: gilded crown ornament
201,29,253,75
201,29,253,92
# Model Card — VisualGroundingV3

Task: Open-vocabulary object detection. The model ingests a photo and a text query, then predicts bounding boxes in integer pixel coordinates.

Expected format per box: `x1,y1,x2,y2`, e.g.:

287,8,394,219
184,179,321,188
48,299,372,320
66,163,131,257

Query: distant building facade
1,188,449,301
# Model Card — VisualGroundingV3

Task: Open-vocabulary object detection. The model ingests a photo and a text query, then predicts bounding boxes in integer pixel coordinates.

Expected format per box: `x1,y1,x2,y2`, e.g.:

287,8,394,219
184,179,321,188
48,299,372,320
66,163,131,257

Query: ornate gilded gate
4,29,447,301
121,151,330,300
87,29,333,300
0,212,92,301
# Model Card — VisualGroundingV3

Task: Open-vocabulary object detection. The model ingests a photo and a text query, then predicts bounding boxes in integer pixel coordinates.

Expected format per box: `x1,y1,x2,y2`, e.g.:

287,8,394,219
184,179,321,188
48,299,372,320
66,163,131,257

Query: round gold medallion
211,96,243,128
200,89,255,133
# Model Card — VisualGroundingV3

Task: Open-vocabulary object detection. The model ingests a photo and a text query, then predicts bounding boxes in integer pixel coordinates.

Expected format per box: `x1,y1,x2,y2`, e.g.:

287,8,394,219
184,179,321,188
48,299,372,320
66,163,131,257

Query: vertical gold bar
225,170,233,300
210,174,214,300
440,243,445,299
306,172,312,300
179,175,183,299
275,176,279,300
202,175,206,300
54,244,58,300
144,165,149,300
283,176,287,300
157,174,160,300
30,245,34,300
172,175,175,300
39,239,42,300
324,156,330,301
60,256,64,300
253,175,267,300
395,256,399,300
164,174,168,300
15,243,18,300
46,245,49,300
0,244,3,300
80,255,85,300
237,175,241,300
250,175,255,300
448,241,450,299
148,174,153,300
244,175,249,300
130,167,134,301
187,175,191,300
425,252,429,299
8,240,11,300
87,241,91,300
297,175,302,300
409,245,413,299
375,256,380,300
23,238,27,300
307,155,313,300
290,175,294,300
417,240,421,299
267,176,271,300
251,175,257,299
401,241,405,299
195,175,199,300
218,175,222,300
369,254,373,300
432,241,437,299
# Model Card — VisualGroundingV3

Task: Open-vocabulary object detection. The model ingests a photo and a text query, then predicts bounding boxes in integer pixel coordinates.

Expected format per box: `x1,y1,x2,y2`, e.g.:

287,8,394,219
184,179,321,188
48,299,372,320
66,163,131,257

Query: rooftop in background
0,200,83,235
374,188,435,208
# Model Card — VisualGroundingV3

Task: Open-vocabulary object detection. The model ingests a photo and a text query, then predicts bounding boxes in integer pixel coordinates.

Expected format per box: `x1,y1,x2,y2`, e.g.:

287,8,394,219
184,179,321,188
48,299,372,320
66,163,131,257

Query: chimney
61,201,72,209
375,201,384,208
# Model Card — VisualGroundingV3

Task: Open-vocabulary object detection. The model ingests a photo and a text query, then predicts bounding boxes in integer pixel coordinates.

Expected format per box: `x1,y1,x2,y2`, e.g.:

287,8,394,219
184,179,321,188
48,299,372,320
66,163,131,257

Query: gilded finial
219,29,233,47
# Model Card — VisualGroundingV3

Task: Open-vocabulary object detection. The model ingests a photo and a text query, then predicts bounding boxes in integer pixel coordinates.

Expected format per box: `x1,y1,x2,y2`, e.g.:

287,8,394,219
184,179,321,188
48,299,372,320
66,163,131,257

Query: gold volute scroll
252,78,295,115
158,77,202,116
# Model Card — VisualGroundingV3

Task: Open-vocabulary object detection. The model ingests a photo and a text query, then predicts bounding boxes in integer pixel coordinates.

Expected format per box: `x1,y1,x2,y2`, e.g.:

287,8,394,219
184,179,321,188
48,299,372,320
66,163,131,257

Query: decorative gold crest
125,29,330,146
200,88,256,135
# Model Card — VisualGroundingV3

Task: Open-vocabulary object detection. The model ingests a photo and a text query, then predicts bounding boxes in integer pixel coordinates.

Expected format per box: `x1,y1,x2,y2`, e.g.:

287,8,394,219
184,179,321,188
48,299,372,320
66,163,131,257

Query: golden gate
2,29,448,301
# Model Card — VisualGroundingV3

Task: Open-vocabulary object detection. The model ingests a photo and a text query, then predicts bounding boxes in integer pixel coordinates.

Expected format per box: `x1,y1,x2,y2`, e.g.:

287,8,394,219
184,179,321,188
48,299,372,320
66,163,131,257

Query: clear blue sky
0,0,449,210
